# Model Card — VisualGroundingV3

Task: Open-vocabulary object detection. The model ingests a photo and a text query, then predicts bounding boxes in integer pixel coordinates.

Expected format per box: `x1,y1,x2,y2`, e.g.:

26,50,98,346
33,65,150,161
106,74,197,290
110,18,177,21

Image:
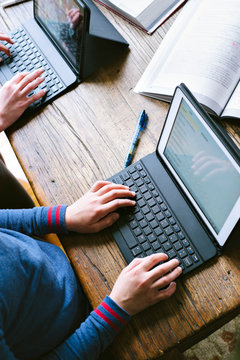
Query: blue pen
124,110,148,168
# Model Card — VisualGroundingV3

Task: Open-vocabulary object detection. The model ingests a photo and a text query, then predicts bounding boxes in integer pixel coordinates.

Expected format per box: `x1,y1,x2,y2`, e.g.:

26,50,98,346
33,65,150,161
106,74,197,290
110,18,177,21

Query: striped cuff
46,205,68,233
93,296,130,333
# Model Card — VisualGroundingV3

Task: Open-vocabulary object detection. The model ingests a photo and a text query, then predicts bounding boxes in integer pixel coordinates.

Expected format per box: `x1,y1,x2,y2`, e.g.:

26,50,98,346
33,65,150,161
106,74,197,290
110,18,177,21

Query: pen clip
138,111,148,132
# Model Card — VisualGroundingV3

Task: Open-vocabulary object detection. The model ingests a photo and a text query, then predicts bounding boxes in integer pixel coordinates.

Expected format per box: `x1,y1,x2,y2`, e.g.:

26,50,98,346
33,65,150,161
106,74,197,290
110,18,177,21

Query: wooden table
1,2,240,359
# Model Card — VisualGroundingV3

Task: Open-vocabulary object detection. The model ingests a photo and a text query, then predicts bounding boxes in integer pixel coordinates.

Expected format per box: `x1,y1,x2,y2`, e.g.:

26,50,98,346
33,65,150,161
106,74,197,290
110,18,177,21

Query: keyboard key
159,234,167,243
130,219,138,229
132,172,140,180
156,195,163,204
169,234,178,243
142,205,150,215
146,212,154,222
138,234,146,244
183,256,193,267
178,231,185,240
132,246,143,257
125,236,137,249
182,239,190,247
152,190,158,197
132,207,140,215
152,240,161,250
169,217,176,225
192,254,199,262
136,178,144,187
135,212,144,221
160,203,167,211
136,164,143,171
163,241,172,251
148,198,156,207
165,210,172,218
144,192,152,200
144,176,151,184
133,227,142,236
140,170,147,177
122,172,130,181
174,241,182,251
146,249,154,256
154,227,163,236
148,233,157,242
152,205,160,214
187,246,194,255
134,193,144,201
142,241,151,251
179,249,187,258
139,219,148,228
165,226,173,236
156,212,164,221
138,199,145,208
140,184,148,193
126,179,134,187
160,219,168,228
167,249,176,259
143,226,152,236
112,176,122,184
129,167,137,174
150,219,158,229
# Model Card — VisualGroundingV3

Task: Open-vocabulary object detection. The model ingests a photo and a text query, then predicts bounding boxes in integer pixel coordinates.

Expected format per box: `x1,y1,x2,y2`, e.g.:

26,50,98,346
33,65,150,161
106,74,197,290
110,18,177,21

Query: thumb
92,212,120,232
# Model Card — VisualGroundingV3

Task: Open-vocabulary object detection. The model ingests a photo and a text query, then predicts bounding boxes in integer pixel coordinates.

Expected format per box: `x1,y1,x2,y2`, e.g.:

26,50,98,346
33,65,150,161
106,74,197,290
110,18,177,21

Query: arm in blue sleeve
43,296,131,360
0,206,68,235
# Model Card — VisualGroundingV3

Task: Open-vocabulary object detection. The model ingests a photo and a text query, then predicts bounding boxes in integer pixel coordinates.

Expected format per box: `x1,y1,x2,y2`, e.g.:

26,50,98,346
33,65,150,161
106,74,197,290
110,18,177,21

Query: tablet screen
35,0,87,71
158,87,240,245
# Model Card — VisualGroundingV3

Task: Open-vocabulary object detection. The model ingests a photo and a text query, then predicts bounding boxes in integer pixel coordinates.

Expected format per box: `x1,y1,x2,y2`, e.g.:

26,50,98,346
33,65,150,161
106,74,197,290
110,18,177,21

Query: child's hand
0,32,13,58
0,69,46,131
65,181,136,233
110,253,182,315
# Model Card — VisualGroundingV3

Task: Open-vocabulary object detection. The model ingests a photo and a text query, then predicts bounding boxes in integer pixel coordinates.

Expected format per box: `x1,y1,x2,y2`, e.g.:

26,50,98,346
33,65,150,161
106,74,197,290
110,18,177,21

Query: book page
135,0,240,117
222,82,240,118
108,0,153,17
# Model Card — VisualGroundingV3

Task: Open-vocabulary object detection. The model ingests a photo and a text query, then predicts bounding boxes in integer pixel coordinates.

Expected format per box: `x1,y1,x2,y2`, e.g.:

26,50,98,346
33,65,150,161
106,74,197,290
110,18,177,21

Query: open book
134,0,240,119
94,0,186,34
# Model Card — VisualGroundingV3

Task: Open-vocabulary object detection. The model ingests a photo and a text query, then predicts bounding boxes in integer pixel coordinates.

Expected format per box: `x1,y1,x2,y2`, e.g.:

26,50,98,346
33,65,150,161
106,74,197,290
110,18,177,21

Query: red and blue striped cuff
46,205,68,233
93,296,130,333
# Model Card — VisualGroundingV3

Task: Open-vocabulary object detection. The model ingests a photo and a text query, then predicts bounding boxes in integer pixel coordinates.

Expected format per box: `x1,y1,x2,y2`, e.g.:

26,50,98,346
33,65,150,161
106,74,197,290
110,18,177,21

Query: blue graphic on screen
36,0,84,68
164,99,240,234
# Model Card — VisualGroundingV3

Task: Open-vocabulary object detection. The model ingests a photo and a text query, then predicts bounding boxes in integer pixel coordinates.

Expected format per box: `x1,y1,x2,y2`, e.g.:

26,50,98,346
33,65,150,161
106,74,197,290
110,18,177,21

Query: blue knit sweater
0,206,130,360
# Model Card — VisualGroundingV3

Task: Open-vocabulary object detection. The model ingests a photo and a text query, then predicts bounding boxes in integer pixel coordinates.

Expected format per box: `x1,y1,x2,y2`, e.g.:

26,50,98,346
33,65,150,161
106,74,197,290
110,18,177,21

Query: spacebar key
120,224,138,249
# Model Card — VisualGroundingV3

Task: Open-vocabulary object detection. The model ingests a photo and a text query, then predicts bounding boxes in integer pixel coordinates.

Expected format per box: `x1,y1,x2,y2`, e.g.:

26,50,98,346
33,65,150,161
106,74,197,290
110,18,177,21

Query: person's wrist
109,293,135,316
65,205,74,231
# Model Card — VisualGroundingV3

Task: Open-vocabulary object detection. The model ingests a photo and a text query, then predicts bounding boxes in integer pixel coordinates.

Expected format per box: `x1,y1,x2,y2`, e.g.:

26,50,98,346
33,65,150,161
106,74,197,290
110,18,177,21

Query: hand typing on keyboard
0,32,13,59
0,31,46,131
110,253,182,315
65,181,136,233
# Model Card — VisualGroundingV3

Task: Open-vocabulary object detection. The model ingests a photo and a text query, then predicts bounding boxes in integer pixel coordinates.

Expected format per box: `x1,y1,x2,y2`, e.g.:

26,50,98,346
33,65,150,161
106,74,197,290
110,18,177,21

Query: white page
222,82,240,118
108,0,153,17
135,0,240,116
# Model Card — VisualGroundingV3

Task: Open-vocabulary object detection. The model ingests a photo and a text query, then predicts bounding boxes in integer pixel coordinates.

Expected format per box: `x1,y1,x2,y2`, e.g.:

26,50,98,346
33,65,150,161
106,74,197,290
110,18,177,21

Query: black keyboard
0,27,65,109
111,162,201,273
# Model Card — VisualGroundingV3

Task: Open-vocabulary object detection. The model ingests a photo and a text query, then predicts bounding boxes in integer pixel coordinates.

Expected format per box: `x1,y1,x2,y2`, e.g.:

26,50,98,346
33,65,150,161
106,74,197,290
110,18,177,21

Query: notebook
0,0,128,111
109,84,240,275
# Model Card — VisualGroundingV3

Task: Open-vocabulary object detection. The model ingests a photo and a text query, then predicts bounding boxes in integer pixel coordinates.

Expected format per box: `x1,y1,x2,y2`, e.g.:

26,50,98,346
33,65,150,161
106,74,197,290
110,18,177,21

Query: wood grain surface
0,1,239,359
